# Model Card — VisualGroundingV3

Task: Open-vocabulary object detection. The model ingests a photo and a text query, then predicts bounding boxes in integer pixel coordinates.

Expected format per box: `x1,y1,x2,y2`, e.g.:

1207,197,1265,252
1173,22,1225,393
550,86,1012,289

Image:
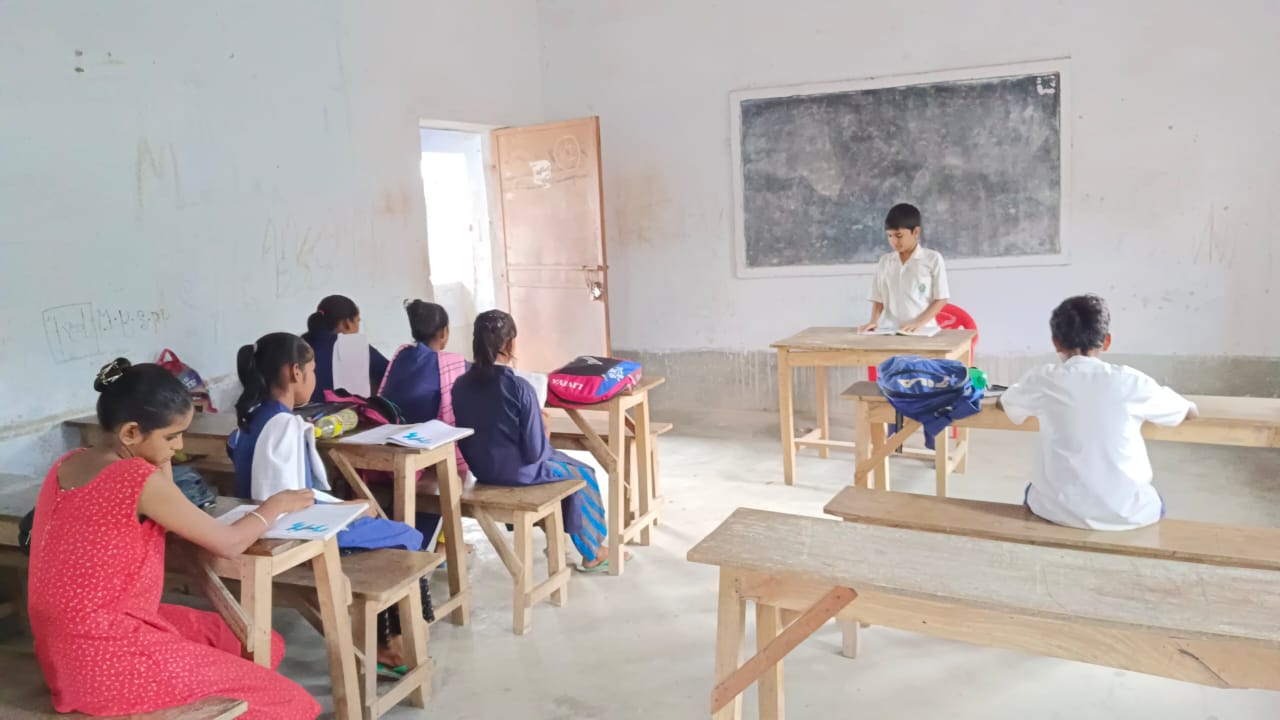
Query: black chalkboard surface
734,70,1062,272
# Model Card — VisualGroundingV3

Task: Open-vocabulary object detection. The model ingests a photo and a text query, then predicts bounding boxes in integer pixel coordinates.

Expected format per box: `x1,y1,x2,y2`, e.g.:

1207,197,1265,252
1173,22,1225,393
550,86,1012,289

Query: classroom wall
537,0,1280,414
0,0,544,474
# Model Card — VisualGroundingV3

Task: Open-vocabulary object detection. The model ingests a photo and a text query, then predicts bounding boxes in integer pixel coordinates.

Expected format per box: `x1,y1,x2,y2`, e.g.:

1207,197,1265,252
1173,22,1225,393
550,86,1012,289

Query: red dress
27,453,320,719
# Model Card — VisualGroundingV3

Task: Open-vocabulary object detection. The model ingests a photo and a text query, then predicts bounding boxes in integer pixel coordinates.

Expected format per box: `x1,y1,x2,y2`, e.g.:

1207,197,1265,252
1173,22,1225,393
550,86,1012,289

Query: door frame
418,118,509,312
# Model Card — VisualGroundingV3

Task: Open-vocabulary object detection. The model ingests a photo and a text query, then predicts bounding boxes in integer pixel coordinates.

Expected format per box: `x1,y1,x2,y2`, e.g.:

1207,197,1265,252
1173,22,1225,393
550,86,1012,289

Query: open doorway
419,125,499,361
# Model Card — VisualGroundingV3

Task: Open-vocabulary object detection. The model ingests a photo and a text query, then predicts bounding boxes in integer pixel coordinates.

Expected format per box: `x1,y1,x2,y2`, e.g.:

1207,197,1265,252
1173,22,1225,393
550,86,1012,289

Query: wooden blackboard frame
730,58,1072,279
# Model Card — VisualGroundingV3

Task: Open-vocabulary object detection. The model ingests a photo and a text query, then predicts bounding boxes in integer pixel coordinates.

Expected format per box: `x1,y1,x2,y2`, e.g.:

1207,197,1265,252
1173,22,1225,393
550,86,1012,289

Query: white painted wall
0,0,544,473
537,0,1280,359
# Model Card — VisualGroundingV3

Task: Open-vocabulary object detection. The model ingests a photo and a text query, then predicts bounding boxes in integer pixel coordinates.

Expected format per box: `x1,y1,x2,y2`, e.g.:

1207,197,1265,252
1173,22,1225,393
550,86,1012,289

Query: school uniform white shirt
1001,356,1196,531
868,245,950,329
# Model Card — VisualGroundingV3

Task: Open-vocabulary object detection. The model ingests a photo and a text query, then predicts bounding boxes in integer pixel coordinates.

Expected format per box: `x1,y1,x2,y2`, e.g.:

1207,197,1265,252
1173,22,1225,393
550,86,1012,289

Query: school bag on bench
875,355,985,440
157,348,216,413
547,355,642,407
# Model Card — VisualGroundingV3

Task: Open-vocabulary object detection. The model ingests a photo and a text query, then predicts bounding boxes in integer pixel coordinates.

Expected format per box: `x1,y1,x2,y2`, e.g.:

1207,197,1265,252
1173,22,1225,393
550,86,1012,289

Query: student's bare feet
377,635,405,669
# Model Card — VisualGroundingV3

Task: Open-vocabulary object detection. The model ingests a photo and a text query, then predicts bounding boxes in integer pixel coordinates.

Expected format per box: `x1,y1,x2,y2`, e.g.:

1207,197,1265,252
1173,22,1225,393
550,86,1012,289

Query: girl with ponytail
230,332,429,673
301,294,390,402
452,310,616,572
28,358,319,718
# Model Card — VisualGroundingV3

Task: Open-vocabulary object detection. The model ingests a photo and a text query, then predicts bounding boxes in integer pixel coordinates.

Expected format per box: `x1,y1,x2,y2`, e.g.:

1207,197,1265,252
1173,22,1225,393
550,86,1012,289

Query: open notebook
338,419,474,450
515,370,549,408
217,502,367,541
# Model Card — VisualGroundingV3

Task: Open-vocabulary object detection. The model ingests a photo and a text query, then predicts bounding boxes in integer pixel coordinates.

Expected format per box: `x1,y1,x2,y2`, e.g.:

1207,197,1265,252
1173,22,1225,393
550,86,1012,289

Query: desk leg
635,395,655,546
712,571,745,720
815,367,830,460
935,431,949,497
778,350,796,485
393,455,416,524
607,403,626,576
313,538,361,720
436,451,470,625
756,604,785,720
955,427,969,474
853,398,872,489
869,421,891,492
238,558,273,666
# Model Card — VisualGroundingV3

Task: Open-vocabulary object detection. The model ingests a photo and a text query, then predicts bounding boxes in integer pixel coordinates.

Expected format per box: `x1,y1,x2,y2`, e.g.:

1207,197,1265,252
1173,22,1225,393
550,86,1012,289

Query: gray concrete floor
274,409,1280,719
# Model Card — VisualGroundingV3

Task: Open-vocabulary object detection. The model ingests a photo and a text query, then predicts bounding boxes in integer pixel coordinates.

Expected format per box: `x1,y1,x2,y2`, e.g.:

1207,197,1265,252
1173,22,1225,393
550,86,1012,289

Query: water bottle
314,408,359,439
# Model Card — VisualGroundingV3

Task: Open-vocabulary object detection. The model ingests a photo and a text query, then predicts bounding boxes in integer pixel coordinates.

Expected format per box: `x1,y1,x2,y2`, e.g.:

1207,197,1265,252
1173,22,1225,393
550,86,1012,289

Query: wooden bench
0,651,246,719
414,477,584,635
842,381,1280,495
276,549,441,720
689,506,1280,719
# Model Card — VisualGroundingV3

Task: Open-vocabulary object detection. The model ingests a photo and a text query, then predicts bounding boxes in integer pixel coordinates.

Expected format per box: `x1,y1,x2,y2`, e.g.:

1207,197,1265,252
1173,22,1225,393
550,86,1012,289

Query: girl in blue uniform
301,295,389,402
229,331,424,673
451,310,612,571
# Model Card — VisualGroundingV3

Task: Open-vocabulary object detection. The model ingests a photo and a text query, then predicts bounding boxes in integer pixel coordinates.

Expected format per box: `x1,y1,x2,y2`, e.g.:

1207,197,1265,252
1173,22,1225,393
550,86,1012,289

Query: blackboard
732,65,1065,275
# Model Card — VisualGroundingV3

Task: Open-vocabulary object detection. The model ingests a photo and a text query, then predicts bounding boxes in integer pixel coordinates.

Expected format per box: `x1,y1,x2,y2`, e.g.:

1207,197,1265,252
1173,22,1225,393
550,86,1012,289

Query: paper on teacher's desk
516,370,549,408
217,502,367,541
862,326,941,338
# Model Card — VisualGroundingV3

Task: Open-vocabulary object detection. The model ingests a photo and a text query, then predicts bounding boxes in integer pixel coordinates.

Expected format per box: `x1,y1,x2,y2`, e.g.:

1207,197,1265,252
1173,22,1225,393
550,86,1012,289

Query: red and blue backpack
547,356,642,407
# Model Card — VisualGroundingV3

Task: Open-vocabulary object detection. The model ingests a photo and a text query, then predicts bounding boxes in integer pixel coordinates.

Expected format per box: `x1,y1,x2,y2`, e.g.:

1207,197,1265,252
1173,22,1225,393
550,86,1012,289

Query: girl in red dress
28,359,321,719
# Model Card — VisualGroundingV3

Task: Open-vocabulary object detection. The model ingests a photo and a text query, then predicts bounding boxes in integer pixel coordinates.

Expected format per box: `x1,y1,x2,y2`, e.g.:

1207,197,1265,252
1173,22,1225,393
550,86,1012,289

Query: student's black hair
471,310,517,376
1050,294,1111,354
884,203,922,231
94,358,193,433
235,332,316,429
304,295,360,341
405,300,449,345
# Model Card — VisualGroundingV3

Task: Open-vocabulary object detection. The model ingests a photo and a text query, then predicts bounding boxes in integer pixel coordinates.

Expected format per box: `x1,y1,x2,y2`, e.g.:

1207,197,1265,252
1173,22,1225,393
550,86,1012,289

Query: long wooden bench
276,549,441,720
689,506,1280,719
842,381,1280,495
0,651,247,719
413,477,584,635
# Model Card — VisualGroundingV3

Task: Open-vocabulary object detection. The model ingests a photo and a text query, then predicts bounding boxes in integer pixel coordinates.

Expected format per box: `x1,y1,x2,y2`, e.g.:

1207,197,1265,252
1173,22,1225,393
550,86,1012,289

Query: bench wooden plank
689,508,1280,643
824,487,1280,572
545,414,673,439
412,477,586,514
842,381,1280,448
275,549,443,604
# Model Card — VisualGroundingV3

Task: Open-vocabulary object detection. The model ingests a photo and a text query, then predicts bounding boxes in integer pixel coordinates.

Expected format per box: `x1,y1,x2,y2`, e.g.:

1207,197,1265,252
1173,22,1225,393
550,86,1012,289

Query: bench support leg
815,367,830,460
635,397,655,546
869,422,891,491
854,397,872,488
608,405,627,576
935,431,949,497
838,618,859,659
513,511,535,635
712,586,857,717
757,604,786,720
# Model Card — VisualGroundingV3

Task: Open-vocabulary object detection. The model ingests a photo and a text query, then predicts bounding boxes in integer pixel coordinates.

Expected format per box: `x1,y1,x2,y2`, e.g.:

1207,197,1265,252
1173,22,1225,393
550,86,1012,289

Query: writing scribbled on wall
42,303,170,364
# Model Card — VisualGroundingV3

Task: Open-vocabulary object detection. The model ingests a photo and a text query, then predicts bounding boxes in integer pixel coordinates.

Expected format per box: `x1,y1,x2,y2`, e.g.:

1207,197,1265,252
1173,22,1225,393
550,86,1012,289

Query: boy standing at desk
858,203,951,334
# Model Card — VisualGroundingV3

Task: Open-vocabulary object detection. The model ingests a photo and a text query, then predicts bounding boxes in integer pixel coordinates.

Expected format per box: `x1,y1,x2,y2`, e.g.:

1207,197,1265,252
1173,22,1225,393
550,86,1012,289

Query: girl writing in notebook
28,359,319,719
451,310,615,572
229,332,426,674
301,294,389,401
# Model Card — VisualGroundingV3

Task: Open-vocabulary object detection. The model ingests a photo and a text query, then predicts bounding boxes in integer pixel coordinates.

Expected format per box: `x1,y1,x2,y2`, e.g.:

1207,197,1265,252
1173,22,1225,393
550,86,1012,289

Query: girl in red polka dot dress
27,359,321,719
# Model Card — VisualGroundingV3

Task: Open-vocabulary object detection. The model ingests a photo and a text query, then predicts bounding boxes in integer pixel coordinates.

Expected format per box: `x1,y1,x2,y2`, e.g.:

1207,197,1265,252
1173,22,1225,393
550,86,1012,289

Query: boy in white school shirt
999,294,1199,531
858,203,951,334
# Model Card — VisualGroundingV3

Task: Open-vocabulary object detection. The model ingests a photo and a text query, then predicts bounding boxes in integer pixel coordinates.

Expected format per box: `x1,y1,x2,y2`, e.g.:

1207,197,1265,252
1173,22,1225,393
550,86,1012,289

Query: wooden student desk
547,376,665,576
66,413,472,626
0,484,362,720
770,328,975,485
842,382,1280,495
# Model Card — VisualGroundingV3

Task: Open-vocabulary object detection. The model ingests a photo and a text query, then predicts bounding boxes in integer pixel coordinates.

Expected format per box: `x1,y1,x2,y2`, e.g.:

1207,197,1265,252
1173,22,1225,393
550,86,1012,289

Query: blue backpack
876,355,985,438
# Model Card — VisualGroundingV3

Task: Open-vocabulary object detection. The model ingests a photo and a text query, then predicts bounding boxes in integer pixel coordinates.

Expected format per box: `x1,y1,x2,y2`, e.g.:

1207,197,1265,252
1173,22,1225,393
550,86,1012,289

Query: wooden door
494,117,610,373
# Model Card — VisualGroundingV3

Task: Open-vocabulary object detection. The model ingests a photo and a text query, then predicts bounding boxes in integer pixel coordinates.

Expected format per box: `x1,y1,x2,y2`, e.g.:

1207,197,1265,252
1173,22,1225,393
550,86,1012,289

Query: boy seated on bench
999,294,1198,531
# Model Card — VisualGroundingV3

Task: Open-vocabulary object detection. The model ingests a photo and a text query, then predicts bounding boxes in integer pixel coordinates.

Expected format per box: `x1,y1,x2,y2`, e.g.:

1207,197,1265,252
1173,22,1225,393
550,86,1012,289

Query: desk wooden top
772,327,974,354
825,487,1280,572
689,507,1280,643
67,411,238,441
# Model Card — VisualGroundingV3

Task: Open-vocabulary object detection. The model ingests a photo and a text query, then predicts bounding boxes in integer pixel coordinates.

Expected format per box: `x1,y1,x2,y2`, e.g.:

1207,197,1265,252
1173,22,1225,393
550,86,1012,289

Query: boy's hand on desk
858,322,878,333
899,320,922,333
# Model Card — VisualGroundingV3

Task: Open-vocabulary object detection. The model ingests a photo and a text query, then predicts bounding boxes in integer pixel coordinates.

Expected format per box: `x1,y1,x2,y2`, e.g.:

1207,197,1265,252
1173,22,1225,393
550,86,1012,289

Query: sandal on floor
575,560,611,574
376,664,407,680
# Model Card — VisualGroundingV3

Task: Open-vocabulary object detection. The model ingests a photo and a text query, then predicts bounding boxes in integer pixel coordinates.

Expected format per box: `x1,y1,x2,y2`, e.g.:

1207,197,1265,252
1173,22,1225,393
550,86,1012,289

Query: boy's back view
1001,295,1198,530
